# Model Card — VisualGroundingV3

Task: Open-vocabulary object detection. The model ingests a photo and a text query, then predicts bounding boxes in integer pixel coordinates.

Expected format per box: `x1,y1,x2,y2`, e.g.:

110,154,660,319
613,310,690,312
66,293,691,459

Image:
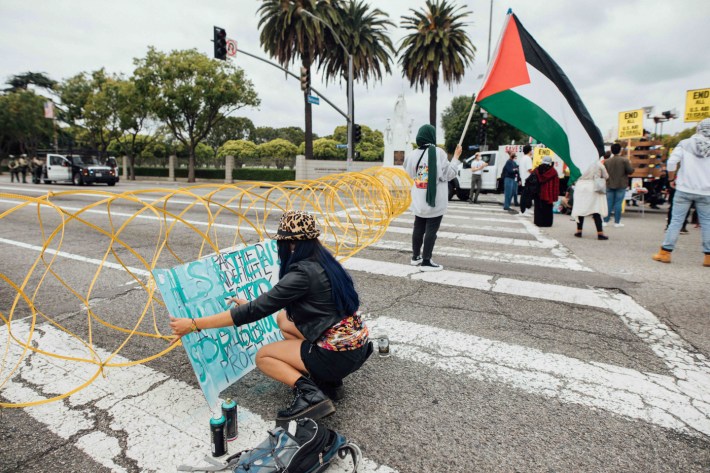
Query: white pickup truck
449,145,564,201
43,154,117,186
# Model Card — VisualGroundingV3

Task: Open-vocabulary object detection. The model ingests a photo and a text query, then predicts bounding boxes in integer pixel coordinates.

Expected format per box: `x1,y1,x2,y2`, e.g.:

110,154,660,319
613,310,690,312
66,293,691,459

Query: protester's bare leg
256,340,307,387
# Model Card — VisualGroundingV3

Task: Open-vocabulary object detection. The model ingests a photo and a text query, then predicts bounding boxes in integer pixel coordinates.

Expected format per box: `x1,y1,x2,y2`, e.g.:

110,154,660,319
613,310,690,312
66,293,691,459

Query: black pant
412,215,443,260
577,214,602,232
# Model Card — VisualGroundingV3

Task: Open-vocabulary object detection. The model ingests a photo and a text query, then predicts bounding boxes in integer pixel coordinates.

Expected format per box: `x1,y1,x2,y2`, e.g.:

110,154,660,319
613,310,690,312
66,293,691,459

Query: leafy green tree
312,138,345,159
133,47,259,182
206,116,256,153
318,0,395,85
662,126,696,150
112,78,156,180
441,95,525,153
217,139,259,168
254,126,279,144
277,126,306,146
398,0,476,127
257,0,340,160
5,72,56,92
0,90,53,154
331,124,384,160
259,138,298,169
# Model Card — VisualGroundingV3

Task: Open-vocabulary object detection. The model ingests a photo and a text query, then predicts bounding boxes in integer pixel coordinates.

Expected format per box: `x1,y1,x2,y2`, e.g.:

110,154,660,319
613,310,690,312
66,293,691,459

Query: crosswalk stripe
368,316,710,437
1,320,390,472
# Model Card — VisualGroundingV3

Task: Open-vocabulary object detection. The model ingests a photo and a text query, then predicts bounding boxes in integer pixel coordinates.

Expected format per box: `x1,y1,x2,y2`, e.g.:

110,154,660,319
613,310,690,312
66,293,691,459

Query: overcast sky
1,0,708,143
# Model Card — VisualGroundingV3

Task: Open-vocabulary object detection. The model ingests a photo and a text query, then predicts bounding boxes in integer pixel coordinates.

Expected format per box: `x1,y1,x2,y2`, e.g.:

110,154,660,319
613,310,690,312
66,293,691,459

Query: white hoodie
403,147,459,218
668,136,710,196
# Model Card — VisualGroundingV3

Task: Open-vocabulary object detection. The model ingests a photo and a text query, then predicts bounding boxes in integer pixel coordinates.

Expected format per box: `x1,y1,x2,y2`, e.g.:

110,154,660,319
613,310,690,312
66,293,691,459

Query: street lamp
297,8,354,172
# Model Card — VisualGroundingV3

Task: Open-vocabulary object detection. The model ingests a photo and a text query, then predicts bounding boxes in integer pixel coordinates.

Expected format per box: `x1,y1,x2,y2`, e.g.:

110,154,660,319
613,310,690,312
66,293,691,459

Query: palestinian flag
476,12,604,181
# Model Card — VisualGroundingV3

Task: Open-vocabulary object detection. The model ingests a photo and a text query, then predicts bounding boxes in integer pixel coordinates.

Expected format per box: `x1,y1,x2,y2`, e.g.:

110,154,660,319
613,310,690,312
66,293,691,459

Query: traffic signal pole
346,55,354,172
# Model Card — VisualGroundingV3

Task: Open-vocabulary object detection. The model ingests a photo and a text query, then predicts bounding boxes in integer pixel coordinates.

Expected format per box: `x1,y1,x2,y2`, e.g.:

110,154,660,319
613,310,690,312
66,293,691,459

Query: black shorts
300,340,373,384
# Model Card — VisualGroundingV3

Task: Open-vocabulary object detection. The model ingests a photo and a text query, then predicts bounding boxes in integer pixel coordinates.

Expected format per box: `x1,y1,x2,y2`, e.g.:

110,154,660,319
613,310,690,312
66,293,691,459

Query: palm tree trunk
303,57,313,160
429,74,438,127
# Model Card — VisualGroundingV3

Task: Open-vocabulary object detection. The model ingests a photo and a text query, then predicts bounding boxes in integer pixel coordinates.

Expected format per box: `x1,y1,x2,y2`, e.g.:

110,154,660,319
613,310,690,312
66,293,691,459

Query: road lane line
371,239,591,272
368,316,710,437
1,320,395,473
0,237,150,277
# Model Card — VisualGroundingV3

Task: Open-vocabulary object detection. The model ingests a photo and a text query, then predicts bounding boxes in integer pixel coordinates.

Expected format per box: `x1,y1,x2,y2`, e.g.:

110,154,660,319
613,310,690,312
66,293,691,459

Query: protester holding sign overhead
170,210,372,422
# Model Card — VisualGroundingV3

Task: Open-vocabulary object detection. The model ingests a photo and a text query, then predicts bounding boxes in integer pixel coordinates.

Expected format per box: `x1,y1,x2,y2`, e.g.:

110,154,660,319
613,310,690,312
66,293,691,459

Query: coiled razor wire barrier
0,167,412,407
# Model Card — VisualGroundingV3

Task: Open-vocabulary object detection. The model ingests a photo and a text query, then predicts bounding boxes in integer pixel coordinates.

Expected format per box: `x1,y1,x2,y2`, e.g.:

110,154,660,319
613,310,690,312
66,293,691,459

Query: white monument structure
384,95,414,167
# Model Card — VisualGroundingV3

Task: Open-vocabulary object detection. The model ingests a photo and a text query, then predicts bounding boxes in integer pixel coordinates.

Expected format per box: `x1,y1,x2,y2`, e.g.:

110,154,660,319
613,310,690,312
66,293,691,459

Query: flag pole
458,94,478,147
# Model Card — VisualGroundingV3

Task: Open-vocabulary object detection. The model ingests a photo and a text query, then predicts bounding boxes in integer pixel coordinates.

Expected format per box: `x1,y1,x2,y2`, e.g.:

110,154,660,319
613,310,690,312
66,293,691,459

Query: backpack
178,418,361,473
524,171,540,195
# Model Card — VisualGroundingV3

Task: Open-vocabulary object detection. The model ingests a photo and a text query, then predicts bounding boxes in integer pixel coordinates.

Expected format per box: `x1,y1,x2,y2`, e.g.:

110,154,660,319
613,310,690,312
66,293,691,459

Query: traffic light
300,67,310,92
213,26,227,60
353,124,362,143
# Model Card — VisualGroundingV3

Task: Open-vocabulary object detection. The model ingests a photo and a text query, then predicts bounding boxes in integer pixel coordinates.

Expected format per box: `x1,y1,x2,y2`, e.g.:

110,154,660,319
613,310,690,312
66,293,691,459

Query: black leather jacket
230,257,349,342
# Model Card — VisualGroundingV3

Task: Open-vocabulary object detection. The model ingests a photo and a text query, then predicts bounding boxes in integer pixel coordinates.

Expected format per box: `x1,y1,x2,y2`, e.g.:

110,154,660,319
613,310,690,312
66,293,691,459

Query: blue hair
277,239,359,317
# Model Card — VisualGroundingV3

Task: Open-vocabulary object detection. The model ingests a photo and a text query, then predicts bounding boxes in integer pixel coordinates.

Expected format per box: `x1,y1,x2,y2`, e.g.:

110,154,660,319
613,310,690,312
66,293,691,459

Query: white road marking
344,257,710,388
369,316,710,437
372,239,591,272
389,219,529,234
1,320,395,473
0,237,151,277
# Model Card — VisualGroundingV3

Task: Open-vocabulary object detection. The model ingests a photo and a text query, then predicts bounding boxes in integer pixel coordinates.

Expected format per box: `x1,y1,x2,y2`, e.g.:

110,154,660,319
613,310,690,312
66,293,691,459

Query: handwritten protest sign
152,240,283,408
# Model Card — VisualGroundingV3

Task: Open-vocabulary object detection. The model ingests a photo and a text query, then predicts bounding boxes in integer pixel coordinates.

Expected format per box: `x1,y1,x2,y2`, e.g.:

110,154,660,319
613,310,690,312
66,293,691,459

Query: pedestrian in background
404,124,462,271
17,155,29,183
502,152,520,212
533,156,560,227
652,118,710,266
603,143,633,227
467,152,487,204
8,156,19,182
31,155,44,184
571,160,609,240
518,145,534,212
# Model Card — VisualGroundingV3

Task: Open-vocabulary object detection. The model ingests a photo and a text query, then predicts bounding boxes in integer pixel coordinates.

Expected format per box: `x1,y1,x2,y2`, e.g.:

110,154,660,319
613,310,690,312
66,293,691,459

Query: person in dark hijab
403,124,462,271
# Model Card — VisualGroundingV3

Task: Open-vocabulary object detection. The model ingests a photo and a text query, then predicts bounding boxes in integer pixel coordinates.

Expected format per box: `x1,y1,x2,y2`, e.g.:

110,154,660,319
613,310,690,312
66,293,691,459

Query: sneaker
613,223,624,228
602,221,608,227
419,260,443,272
410,255,422,266
680,228,689,235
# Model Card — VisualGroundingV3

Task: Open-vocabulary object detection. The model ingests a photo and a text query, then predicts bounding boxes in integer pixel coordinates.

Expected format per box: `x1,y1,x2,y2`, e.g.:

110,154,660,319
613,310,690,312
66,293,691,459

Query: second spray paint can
209,414,227,457
222,398,238,442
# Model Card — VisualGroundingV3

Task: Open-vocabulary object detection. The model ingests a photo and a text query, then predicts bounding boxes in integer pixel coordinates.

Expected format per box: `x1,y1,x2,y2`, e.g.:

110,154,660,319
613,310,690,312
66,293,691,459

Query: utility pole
487,0,494,63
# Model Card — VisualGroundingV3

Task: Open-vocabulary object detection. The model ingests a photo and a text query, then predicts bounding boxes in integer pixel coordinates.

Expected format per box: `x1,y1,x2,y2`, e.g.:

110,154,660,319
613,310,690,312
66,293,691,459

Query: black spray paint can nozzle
210,414,227,457
378,335,390,357
222,398,238,441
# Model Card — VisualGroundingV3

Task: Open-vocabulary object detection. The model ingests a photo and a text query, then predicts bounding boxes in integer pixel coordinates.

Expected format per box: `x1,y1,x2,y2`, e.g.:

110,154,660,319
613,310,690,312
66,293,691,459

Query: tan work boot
652,248,672,263
704,254,710,267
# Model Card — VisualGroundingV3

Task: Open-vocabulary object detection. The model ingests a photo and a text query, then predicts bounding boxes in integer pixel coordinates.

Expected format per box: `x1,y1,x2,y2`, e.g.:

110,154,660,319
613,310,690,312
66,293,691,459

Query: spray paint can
378,335,390,357
222,398,238,442
209,414,227,457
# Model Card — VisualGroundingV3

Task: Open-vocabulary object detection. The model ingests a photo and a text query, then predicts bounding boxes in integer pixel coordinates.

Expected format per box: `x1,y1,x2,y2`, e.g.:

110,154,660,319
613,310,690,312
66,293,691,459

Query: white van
449,145,562,201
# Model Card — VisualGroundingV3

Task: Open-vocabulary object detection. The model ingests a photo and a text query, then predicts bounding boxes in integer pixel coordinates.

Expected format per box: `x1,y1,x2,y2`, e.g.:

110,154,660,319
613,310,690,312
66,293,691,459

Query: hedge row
131,167,295,181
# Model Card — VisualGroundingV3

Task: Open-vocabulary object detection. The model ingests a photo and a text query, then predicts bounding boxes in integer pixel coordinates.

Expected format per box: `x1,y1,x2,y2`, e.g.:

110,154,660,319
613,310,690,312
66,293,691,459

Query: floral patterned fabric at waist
316,313,369,351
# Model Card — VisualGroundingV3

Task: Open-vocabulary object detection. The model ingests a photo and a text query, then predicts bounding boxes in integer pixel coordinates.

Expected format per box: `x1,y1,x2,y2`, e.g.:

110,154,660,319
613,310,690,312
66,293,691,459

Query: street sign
307,95,320,105
226,38,237,57
335,144,347,149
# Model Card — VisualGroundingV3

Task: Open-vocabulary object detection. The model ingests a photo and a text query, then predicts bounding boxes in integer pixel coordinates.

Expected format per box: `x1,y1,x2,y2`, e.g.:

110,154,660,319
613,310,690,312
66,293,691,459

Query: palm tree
398,0,476,127
257,0,341,160
318,1,395,86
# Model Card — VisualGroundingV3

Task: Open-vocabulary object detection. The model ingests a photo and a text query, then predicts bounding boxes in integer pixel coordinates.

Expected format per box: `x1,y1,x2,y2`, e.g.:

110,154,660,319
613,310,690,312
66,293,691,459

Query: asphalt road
0,177,709,473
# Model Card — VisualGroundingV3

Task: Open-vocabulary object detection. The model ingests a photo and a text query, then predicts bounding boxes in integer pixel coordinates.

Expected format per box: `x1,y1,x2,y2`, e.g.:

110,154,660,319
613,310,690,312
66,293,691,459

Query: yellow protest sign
684,88,710,122
532,147,553,168
618,109,644,139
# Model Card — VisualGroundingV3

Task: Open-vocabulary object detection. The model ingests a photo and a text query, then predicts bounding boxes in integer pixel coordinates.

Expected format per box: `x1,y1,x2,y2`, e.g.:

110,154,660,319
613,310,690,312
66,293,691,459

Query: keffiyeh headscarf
416,124,438,207
694,118,710,158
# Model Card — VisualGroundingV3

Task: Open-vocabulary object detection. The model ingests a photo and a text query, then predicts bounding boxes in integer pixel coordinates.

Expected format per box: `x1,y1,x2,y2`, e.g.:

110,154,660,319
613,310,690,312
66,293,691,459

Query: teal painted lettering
185,262,214,302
